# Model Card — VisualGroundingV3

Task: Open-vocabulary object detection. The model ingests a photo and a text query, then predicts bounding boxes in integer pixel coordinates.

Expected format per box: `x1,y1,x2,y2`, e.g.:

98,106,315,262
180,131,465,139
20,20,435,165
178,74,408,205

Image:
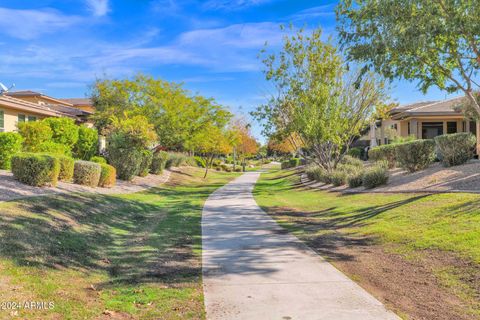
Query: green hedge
368,144,397,168
107,147,143,181
90,156,107,164
435,133,476,167
57,155,74,182
0,132,23,169
362,166,389,189
138,150,153,177
37,141,71,156
73,161,101,187
395,139,435,172
74,126,98,160
98,164,116,188
150,151,169,174
11,153,60,187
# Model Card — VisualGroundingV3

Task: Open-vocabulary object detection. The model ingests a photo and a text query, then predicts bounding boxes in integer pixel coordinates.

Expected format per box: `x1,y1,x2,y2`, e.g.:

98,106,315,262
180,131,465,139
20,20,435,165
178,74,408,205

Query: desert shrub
306,166,331,184
340,155,364,168
331,170,348,186
74,126,98,160
184,156,197,167
347,147,363,159
43,117,79,150
73,160,101,187
0,132,23,169
107,147,143,181
305,165,319,181
56,155,74,181
368,144,397,168
18,121,53,151
37,141,71,156
11,153,60,187
395,139,435,172
434,133,476,167
281,158,300,169
347,168,365,188
150,151,169,174
90,156,107,164
98,163,116,188
138,150,153,177
165,153,186,169
362,166,389,189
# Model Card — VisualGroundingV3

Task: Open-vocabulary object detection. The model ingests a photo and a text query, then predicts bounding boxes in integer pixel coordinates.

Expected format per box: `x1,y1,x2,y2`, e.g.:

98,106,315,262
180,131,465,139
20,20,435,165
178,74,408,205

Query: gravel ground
0,169,171,202
301,160,480,194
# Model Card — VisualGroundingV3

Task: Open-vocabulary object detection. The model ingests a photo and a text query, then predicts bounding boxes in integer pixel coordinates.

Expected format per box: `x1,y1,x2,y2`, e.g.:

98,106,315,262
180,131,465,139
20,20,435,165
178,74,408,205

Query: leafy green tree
337,0,480,115
74,126,99,160
253,27,387,171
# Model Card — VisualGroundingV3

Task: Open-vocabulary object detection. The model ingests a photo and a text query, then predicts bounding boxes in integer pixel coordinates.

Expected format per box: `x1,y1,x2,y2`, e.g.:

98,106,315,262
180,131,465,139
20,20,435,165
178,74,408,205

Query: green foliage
281,158,300,169
11,153,60,187
434,133,476,167
362,166,389,189
107,147,143,181
391,135,417,145
368,144,397,168
0,132,23,169
165,153,186,169
138,150,153,177
150,151,169,174
347,168,364,188
337,0,480,116
98,163,116,188
90,156,107,164
37,141,71,156
18,121,53,152
340,155,364,168
74,126,98,160
395,140,435,172
43,117,79,150
331,169,348,186
73,160,101,187
347,147,363,159
184,156,198,167
193,156,206,168
57,155,74,182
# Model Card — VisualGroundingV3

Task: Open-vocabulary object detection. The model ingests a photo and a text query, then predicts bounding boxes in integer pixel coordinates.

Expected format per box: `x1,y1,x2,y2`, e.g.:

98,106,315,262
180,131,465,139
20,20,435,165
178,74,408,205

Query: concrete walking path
202,172,399,320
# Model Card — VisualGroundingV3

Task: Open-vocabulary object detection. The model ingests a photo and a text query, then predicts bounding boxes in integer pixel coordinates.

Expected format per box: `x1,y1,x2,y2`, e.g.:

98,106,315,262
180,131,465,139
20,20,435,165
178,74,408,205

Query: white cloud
202,0,275,10
0,7,81,40
86,0,110,17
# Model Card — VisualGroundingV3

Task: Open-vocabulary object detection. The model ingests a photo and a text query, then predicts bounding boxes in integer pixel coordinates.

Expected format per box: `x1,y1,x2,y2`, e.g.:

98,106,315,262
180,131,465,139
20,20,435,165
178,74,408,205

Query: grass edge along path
0,167,240,320
253,168,480,320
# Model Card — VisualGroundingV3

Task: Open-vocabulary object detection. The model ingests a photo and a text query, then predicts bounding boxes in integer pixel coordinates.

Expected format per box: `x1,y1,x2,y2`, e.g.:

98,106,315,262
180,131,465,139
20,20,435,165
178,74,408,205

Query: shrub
0,132,23,169
74,126,98,160
37,141,71,156
107,147,143,181
281,158,300,169
305,166,331,184
305,165,319,181
340,155,364,168
184,156,198,167
347,147,363,159
347,169,364,188
98,163,116,188
138,150,153,177
193,156,206,168
362,166,389,189
368,144,397,168
11,153,60,187
434,133,476,167
165,153,186,169
90,156,107,164
234,167,242,172
73,160,101,187
18,121,52,151
43,117,79,150
395,139,435,172
331,170,348,186
57,155,74,181
150,151,169,174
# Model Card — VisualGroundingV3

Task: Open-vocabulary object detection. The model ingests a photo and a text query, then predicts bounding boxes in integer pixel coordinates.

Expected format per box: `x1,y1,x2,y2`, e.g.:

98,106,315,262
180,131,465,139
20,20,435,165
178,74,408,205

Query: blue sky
0,0,460,142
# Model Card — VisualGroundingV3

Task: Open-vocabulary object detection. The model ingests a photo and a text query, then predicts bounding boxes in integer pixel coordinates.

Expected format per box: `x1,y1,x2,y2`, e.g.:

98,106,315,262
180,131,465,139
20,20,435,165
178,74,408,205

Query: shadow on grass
0,181,227,287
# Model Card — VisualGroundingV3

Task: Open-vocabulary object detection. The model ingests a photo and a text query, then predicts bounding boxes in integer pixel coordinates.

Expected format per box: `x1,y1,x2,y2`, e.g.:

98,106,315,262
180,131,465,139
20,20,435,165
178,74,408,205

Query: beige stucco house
0,91,93,132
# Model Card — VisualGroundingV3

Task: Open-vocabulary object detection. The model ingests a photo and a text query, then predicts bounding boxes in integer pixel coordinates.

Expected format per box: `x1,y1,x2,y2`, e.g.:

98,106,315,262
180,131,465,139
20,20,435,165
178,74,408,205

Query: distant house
366,96,480,153
0,91,93,132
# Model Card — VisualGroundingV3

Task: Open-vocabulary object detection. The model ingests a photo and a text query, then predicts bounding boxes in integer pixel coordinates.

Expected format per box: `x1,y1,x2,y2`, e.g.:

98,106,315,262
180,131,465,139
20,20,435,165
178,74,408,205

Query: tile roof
390,96,467,118
61,98,93,106
0,94,71,117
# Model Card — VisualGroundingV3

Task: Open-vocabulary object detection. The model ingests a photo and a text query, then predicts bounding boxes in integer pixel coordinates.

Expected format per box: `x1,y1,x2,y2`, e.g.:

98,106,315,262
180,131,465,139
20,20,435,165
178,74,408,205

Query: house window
18,114,26,123
0,110,4,132
470,121,477,136
447,121,457,134
27,116,37,122
422,122,444,139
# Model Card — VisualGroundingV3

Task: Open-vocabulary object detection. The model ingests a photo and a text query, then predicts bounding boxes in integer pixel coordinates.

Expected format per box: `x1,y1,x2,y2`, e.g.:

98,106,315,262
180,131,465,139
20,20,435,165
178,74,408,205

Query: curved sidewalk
202,172,399,320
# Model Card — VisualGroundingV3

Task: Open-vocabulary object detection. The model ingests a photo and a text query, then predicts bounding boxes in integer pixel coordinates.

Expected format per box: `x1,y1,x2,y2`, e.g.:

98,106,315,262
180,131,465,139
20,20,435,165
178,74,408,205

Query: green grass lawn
0,167,239,320
253,168,480,317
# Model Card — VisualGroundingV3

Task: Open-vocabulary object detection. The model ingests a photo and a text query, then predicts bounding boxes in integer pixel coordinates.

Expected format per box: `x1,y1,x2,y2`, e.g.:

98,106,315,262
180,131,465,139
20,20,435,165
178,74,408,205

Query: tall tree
253,27,387,172
231,120,259,172
337,0,480,116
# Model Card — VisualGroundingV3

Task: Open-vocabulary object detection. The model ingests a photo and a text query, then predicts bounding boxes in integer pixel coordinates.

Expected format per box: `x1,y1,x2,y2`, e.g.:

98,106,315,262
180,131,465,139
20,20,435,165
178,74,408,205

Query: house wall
0,106,47,132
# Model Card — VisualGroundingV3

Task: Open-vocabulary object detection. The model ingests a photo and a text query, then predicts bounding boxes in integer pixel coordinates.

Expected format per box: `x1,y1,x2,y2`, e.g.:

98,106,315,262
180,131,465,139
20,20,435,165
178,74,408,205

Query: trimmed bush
73,160,101,187
107,148,143,181
57,155,74,181
11,153,60,187
90,156,107,164
0,132,23,169
331,170,348,186
362,166,389,189
98,163,116,188
347,147,363,159
37,141,71,156
150,151,169,174
434,133,476,167
395,139,435,172
138,150,153,177
368,144,397,168
74,126,98,160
